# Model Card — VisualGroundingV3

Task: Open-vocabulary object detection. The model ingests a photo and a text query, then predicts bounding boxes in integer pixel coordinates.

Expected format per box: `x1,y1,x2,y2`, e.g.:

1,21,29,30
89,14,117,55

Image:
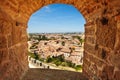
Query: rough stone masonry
0,0,120,80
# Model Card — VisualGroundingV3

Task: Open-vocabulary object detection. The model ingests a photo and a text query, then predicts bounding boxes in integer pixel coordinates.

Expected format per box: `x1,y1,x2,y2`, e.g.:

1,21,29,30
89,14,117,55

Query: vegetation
30,45,38,49
72,36,84,45
79,38,84,45
46,56,53,63
61,41,65,46
39,57,45,62
46,55,82,71
28,52,39,60
38,35,49,41
28,33,83,71
46,55,65,66
28,52,45,61
65,61,75,68
29,34,50,41
74,65,82,71
29,52,82,71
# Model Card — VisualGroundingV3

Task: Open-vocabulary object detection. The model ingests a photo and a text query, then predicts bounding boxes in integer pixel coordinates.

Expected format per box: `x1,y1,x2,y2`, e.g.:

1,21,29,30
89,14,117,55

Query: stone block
7,34,13,47
83,58,91,68
94,58,104,68
0,50,9,65
101,65,114,80
0,19,12,35
84,43,96,55
115,15,120,21
85,26,95,35
96,17,117,49
0,62,10,78
86,36,96,44
0,36,7,49
109,53,120,69
114,71,120,80
12,26,22,45
0,0,119,80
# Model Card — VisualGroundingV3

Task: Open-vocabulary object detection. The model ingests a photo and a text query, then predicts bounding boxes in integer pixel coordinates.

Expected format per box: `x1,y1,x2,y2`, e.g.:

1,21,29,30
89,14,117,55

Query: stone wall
83,0,120,80
0,6,28,80
0,0,120,80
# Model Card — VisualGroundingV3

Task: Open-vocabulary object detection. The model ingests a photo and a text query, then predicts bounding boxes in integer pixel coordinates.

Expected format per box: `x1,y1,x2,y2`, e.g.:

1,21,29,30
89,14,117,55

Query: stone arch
0,0,120,80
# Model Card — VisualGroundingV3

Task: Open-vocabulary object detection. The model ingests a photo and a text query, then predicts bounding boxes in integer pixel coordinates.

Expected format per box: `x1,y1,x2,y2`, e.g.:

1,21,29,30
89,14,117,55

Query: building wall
0,0,120,80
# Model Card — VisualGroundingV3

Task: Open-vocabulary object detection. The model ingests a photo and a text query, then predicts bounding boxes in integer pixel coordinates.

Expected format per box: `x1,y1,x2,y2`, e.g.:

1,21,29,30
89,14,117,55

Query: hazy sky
28,4,86,33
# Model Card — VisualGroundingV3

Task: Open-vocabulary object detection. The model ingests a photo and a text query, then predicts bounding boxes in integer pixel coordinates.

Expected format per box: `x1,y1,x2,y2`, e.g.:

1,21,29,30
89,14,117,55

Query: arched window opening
27,3,86,72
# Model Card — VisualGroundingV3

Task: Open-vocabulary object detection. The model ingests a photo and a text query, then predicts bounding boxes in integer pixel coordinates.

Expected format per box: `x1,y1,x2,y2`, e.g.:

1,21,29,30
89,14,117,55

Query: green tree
38,35,42,41
28,52,39,60
61,41,65,46
66,61,75,67
76,36,84,46
46,56,53,63
79,39,84,45
42,35,47,40
74,65,82,71
54,60,62,66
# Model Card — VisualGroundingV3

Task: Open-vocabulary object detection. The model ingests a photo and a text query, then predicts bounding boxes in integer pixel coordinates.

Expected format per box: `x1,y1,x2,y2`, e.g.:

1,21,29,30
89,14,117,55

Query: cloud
44,5,62,13
44,6,51,13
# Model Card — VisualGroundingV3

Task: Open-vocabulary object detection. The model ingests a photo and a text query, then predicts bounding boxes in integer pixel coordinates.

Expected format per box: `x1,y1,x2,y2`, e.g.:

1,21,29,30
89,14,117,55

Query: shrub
61,41,65,46
28,52,39,60
74,65,82,71
46,56,53,63
66,61,75,68
39,58,44,62
53,60,62,66
61,62,68,66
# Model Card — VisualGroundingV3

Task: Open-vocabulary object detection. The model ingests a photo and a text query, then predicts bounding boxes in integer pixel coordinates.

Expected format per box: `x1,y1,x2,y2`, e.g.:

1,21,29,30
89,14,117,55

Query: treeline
28,35,49,41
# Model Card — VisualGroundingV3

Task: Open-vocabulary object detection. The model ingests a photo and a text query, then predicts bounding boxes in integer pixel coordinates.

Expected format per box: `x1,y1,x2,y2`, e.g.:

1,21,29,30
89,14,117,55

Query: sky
28,4,86,33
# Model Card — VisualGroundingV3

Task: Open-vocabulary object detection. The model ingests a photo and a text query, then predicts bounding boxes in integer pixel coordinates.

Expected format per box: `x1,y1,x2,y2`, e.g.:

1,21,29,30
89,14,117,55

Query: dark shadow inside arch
27,3,86,73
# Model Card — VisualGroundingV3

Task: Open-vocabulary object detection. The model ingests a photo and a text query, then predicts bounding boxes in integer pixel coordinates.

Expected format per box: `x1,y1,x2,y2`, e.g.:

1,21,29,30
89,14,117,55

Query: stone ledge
22,68,88,80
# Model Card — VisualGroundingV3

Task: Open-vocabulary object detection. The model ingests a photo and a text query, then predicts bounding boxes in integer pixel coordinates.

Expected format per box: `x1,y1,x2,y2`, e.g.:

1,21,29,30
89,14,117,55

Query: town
28,32,84,71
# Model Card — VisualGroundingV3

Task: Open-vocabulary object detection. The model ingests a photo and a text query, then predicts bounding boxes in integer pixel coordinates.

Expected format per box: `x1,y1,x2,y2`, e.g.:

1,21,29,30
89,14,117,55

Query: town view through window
27,4,86,72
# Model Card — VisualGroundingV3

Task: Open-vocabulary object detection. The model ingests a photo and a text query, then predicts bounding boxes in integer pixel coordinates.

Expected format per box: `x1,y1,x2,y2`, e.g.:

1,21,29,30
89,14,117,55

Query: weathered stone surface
0,0,120,80
96,17,117,49
0,50,9,65
109,53,120,69
97,48,108,60
114,71,120,80
0,6,28,80
85,25,95,35
0,19,12,35
0,36,7,49
84,43,96,54
22,69,88,80
100,65,114,80
85,36,96,44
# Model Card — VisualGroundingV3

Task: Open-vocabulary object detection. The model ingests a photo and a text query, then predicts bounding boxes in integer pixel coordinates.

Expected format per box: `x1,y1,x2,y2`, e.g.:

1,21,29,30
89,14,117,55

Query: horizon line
28,31,84,34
